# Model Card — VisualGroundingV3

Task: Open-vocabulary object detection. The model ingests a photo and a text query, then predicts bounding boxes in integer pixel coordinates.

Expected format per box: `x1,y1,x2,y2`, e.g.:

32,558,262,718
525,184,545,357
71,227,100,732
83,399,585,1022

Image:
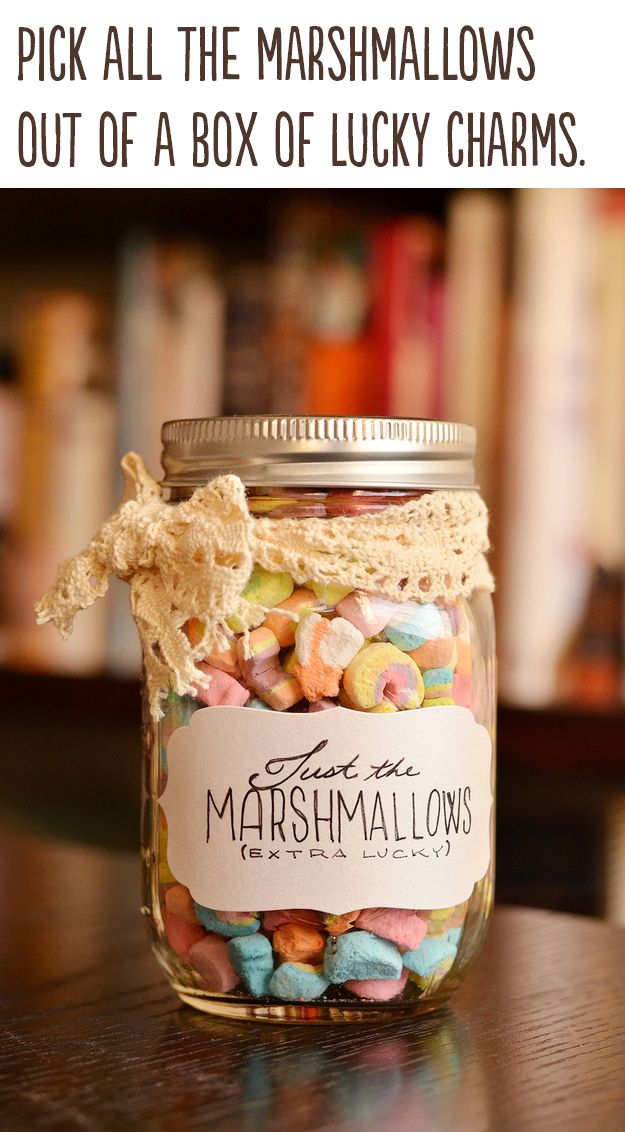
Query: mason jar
142,416,496,1022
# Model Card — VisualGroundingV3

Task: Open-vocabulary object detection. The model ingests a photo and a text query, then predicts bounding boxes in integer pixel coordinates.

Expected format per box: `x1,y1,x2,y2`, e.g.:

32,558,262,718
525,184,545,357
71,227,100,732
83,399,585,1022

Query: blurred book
266,207,316,415
559,191,625,707
498,189,597,706
372,217,442,418
304,238,375,416
116,238,225,478
109,238,225,674
222,263,271,415
442,191,508,509
7,291,115,673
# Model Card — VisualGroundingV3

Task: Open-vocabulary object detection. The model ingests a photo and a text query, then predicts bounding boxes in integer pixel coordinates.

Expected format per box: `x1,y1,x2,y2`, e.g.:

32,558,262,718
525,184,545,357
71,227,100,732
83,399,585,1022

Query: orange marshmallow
409,636,457,671
294,612,364,702
263,589,320,647
164,884,199,925
272,923,326,965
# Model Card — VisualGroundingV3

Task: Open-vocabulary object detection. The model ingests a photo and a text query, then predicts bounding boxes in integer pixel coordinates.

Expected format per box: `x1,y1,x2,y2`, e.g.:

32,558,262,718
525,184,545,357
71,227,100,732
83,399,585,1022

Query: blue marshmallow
446,927,462,947
228,933,274,996
324,930,402,982
422,666,454,688
402,935,457,977
385,602,444,652
194,904,261,936
269,962,329,1001
247,697,272,710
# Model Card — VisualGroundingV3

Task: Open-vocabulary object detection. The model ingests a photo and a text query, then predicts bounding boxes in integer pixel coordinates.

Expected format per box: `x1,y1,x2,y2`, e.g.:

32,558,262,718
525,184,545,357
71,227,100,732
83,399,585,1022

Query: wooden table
1,822,624,1131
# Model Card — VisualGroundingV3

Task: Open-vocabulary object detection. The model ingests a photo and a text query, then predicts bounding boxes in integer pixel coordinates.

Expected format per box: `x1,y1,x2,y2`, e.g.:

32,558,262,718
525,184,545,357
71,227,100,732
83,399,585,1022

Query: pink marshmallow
195,663,250,707
308,698,338,712
335,590,398,636
356,908,428,950
162,908,207,959
452,672,472,708
263,909,325,930
345,969,409,1001
188,935,240,993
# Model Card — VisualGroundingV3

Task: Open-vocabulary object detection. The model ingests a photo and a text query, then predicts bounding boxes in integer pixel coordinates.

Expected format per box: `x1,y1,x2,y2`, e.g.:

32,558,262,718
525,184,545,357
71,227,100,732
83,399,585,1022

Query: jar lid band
160,416,477,489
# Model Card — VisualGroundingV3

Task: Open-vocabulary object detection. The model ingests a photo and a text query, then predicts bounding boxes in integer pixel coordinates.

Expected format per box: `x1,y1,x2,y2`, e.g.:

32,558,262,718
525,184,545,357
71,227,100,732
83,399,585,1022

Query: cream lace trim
35,453,493,718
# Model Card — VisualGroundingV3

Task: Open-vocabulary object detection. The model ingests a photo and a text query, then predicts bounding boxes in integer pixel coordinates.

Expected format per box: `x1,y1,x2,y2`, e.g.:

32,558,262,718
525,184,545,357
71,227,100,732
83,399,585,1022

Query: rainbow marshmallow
422,666,454,705
342,643,424,711
194,906,261,937
385,602,447,653
237,627,303,710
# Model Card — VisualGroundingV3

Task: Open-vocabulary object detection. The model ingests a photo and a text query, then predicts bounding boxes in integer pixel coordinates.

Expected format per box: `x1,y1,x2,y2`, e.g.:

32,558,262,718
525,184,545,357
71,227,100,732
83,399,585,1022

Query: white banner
0,1,622,187
159,704,493,914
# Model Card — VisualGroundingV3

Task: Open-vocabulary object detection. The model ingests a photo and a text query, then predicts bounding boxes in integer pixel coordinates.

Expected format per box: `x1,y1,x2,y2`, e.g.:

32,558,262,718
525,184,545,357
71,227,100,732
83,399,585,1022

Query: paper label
159,705,493,914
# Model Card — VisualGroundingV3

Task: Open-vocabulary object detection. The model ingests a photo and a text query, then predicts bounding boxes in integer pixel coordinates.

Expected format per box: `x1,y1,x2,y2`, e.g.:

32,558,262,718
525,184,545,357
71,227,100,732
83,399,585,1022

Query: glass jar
142,416,496,1022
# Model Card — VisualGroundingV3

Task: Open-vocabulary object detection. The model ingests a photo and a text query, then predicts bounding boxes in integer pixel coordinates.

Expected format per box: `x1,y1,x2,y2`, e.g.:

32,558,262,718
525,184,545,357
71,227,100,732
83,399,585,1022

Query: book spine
442,191,507,509
499,189,597,706
9,293,115,673
372,219,441,419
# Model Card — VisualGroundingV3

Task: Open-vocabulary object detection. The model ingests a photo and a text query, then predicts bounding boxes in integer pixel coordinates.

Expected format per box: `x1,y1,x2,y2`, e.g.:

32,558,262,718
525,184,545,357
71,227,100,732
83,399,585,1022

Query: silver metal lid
160,416,477,489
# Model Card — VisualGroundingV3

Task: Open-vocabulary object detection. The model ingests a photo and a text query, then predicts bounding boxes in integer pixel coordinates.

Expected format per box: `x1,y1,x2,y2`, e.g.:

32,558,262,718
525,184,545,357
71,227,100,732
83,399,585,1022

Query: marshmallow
263,909,325,930
162,908,206,959
294,612,364,701
228,933,274,997
164,884,199,925
342,643,424,710
194,905,261,937
335,590,398,637
345,969,409,1001
273,924,326,965
242,565,294,608
269,962,330,1001
324,931,403,982
188,935,240,993
237,628,303,711
452,672,473,708
409,636,457,671
402,935,457,978
421,666,455,707
308,698,338,712
323,910,361,935
385,602,446,652
158,819,177,885
252,667,303,711
309,581,353,607
195,663,250,707
263,589,321,647
355,908,428,950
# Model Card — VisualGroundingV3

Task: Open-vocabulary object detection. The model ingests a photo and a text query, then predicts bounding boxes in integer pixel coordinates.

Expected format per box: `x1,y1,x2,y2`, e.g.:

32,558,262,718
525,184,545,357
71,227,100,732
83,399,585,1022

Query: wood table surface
1,822,624,1132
